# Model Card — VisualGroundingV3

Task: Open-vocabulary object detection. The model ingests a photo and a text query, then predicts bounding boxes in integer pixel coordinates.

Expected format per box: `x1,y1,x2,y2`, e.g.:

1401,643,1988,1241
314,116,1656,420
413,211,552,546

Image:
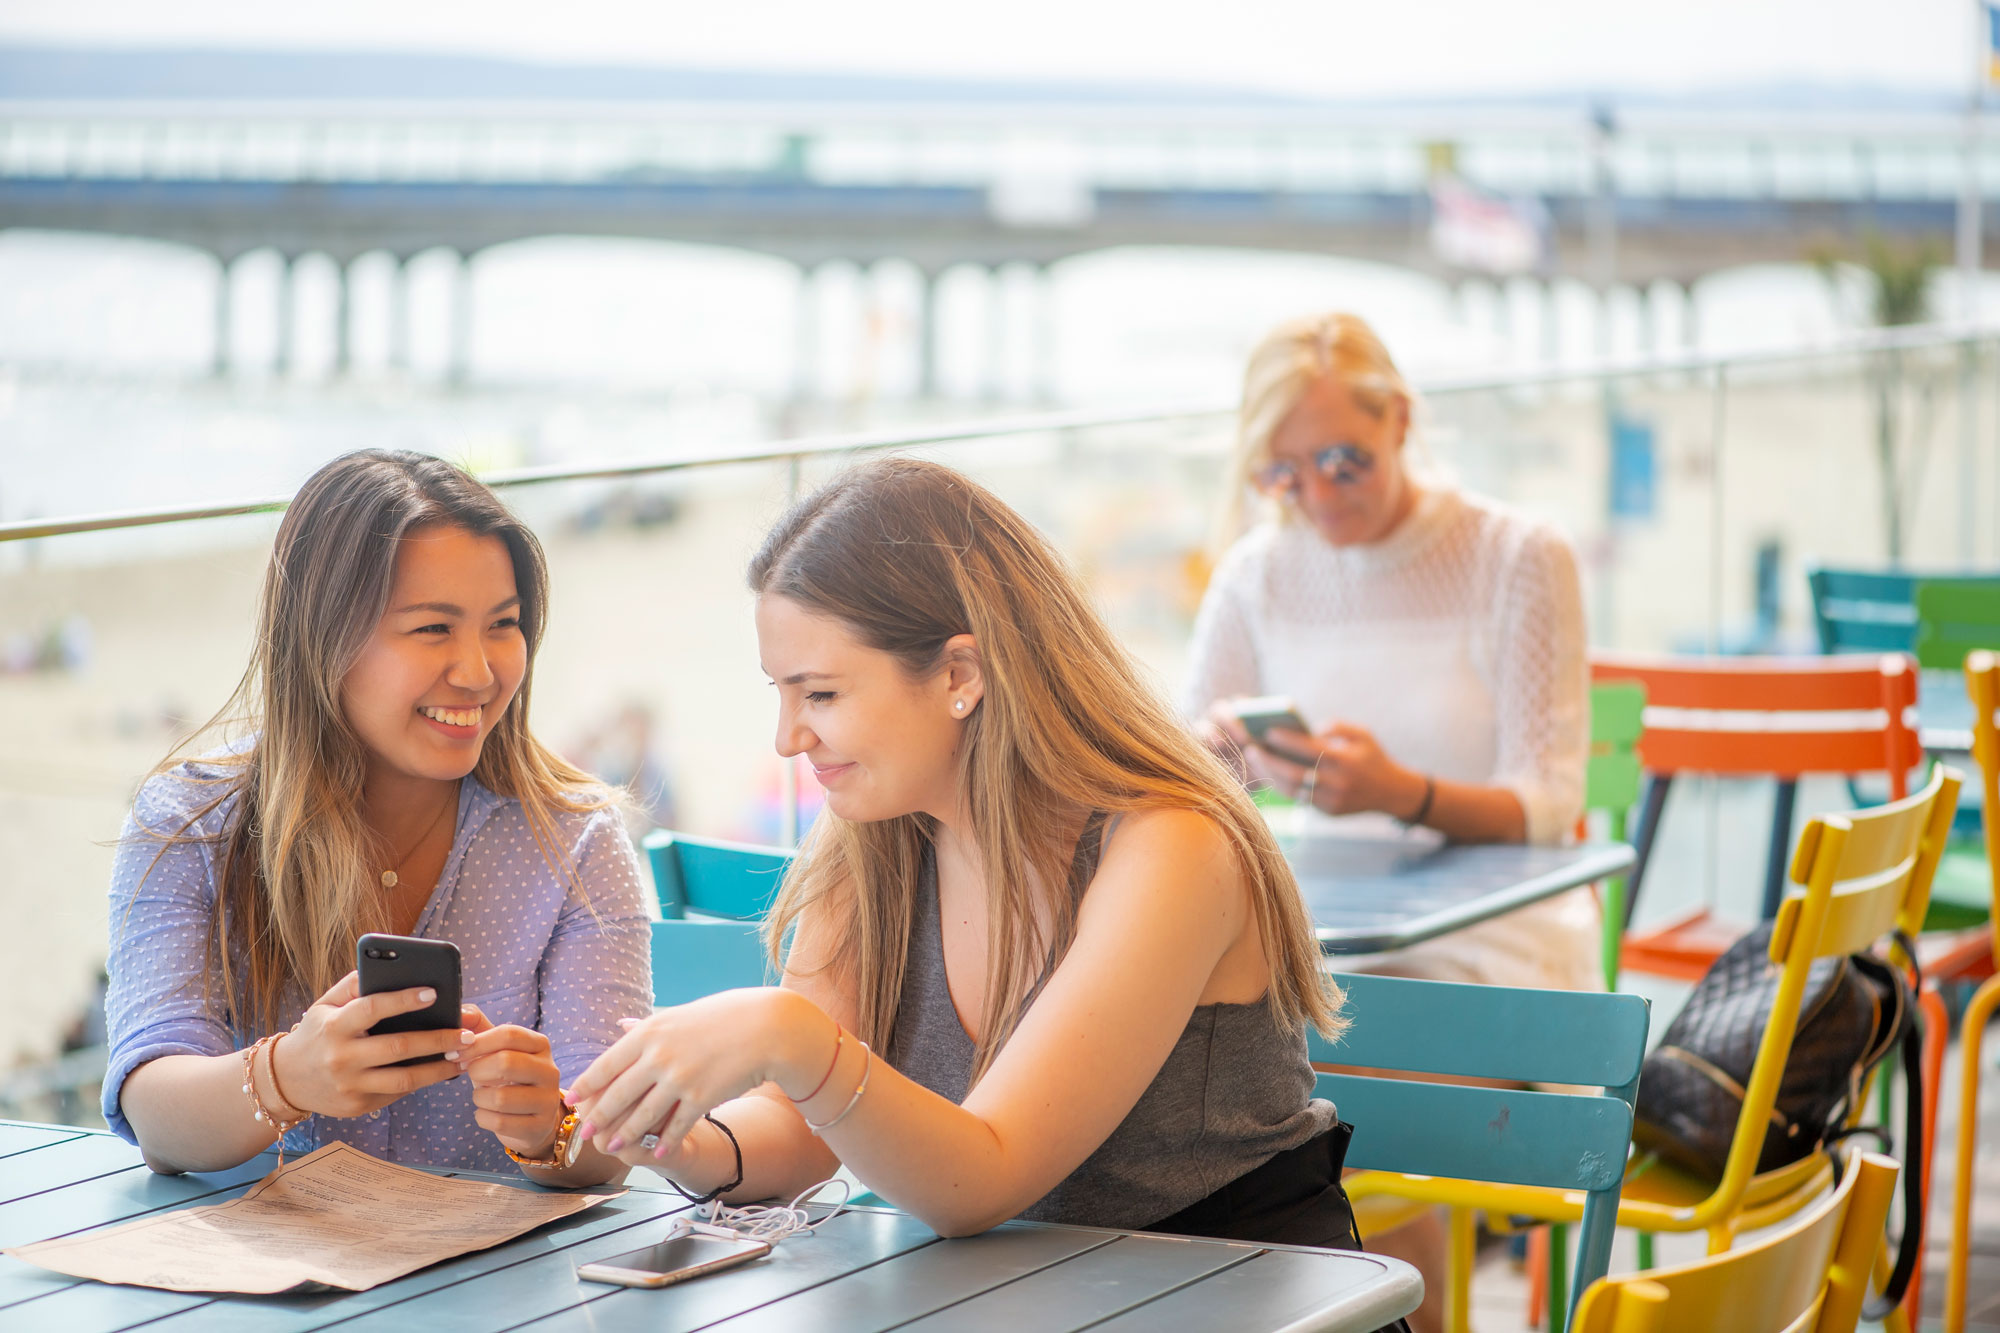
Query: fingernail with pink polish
460,1030,476,1043
578,1121,595,1140
419,989,436,1003
606,1136,624,1152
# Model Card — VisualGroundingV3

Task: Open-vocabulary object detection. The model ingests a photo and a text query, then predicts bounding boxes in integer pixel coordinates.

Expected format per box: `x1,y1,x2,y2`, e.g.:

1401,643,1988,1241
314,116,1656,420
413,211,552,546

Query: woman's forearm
1412,776,1527,843
119,1052,283,1174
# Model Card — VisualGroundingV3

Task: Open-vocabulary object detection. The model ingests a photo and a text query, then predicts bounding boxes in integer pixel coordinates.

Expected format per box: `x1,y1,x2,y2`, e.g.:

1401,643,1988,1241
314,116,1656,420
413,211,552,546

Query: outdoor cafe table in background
0,1121,1423,1332
1281,832,1637,955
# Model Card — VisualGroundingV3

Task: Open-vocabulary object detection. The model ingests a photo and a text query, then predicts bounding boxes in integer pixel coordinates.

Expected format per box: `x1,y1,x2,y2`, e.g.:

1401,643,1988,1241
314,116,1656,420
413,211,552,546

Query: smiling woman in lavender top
104,450,650,1185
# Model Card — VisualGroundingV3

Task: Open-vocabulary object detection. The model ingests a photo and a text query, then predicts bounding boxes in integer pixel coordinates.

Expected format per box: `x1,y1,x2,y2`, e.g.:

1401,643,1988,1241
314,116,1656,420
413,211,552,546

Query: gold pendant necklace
378,787,457,890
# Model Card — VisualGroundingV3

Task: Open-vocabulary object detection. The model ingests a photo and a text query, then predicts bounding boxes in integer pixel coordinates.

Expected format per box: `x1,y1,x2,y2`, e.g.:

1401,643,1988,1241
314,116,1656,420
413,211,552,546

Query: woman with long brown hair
568,457,1375,1258
104,449,649,1186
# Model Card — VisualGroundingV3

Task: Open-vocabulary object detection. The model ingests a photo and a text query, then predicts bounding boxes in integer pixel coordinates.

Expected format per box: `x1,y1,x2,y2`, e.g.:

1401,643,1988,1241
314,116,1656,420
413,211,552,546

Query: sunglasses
1251,443,1377,498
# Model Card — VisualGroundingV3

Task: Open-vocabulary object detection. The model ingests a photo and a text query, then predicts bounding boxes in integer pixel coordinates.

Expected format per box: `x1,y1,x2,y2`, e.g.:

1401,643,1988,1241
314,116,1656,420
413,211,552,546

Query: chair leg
1761,778,1798,921
1875,1238,1915,1333
1546,1222,1569,1333
1947,976,2000,1332
1910,985,1947,1321
1623,775,1672,930
1634,1231,1654,1271
1525,1227,1547,1329
1447,1205,1476,1333
1601,876,1627,990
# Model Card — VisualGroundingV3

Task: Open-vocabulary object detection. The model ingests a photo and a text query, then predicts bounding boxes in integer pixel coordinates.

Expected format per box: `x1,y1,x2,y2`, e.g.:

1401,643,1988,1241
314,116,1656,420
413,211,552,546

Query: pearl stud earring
954,700,966,713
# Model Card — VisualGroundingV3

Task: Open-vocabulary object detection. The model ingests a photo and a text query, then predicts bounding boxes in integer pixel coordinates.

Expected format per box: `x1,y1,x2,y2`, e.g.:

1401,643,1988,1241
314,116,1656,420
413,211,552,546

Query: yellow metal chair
1569,1149,1900,1333
1345,762,1960,1333
1944,649,2000,1332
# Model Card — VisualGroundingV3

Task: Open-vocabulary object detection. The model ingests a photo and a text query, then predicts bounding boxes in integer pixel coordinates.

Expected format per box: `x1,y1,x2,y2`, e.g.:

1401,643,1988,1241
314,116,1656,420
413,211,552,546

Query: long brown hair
140,449,608,1033
752,457,1340,1082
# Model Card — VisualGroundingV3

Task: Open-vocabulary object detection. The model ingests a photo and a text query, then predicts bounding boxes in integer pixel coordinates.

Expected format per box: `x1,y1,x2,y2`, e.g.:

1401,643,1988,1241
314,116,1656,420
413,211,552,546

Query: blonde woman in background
1185,313,1592,1333
105,450,650,1186
1188,311,1593,988
568,459,1406,1333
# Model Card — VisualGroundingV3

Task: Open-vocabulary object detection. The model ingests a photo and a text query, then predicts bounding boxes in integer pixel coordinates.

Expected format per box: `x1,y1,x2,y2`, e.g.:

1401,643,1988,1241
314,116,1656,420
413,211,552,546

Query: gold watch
506,1106,583,1170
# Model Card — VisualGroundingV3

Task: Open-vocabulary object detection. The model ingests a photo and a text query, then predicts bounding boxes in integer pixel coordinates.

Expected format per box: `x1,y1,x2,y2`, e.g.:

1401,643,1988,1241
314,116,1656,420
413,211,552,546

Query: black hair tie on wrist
1401,774,1437,828
665,1113,744,1206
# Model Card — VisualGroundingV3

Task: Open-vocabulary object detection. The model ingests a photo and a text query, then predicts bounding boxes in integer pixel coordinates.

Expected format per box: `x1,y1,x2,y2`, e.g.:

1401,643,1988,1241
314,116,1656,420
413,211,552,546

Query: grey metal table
0,1122,1422,1332
1282,833,1636,955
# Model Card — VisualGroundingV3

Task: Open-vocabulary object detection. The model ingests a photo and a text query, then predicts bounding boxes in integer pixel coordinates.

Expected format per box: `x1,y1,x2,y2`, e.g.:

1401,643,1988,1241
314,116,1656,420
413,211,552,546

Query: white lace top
1183,485,1600,990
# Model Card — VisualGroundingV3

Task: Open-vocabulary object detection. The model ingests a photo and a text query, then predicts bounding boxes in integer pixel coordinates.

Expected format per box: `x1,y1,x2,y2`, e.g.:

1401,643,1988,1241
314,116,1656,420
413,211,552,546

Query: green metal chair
1320,973,1651,1333
1910,578,2000,938
1913,577,2000,671
1588,682,1646,990
641,829,794,921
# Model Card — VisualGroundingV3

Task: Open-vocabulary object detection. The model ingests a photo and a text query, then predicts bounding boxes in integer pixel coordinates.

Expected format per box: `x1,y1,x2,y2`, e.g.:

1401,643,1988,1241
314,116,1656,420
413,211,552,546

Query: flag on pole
1987,1,2000,86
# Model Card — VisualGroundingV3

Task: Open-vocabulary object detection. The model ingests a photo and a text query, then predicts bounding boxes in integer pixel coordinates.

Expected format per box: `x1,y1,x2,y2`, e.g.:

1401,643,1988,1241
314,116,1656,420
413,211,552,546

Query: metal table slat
448,1205,940,1333
891,1232,1258,1332
1085,1248,1422,1333
0,1123,89,1160
678,1220,1105,1333
0,1133,149,1208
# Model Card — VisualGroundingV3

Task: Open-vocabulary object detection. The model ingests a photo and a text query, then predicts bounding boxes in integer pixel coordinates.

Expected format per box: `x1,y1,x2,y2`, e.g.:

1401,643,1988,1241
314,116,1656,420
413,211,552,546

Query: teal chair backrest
1914,577,2000,669
1310,972,1650,1327
642,829,794,921
1807,565,1921,654
1809,564,2000,657
651,919,772,1008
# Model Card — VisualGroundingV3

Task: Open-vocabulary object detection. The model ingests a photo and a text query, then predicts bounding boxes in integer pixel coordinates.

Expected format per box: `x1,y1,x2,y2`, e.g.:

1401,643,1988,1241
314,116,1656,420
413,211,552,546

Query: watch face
561,1116,584,1167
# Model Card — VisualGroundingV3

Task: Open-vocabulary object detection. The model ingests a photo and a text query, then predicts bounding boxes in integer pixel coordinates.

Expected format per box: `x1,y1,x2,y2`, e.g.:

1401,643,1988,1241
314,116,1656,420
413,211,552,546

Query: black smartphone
356,933,462,1066
576,1233,773,1288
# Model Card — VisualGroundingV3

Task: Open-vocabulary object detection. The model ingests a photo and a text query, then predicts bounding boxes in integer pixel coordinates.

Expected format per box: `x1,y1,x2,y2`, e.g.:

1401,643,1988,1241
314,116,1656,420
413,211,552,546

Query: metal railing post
779,454,803,849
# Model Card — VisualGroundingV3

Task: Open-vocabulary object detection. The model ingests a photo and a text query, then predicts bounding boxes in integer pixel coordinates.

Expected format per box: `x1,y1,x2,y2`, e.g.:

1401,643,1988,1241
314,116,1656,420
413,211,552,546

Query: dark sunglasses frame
1251,442,1377,497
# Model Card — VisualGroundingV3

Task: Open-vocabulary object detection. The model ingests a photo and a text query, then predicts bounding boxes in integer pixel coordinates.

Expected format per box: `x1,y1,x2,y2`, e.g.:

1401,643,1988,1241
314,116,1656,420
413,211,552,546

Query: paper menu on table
3,1141,620,1294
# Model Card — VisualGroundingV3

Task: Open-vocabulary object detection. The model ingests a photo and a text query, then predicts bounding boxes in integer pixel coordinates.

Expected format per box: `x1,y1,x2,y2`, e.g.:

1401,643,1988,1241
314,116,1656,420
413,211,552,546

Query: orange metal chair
1589,652,1922,981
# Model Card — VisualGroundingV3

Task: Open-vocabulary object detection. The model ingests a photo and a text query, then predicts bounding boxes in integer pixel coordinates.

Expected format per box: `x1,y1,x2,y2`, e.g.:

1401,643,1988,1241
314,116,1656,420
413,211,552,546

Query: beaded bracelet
804,1041,872,1134
241,1034,307,1164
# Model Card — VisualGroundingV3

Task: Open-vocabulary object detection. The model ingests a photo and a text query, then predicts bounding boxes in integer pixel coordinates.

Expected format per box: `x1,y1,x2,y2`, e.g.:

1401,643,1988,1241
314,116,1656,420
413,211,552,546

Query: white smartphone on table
576,1232,773,1289
1227,695,1318,766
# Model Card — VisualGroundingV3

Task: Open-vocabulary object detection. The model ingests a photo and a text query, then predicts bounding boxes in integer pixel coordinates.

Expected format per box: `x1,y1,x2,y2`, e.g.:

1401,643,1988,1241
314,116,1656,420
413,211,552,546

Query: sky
0,0,1982,103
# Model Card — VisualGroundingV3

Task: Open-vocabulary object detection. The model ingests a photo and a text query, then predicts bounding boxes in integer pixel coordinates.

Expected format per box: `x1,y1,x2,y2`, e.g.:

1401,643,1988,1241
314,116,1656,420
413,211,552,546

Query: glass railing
3,319,1996,1120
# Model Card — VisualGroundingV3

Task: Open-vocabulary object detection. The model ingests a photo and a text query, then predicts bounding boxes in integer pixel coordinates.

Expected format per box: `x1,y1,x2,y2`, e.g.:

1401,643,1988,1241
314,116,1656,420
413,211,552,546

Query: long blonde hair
139,449,609,1034
1225,311,1418,537
751,457,1340,1083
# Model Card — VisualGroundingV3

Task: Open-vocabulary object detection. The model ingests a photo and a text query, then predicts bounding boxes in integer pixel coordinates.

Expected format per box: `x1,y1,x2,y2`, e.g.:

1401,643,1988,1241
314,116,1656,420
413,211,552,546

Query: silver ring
639,1134,660,1151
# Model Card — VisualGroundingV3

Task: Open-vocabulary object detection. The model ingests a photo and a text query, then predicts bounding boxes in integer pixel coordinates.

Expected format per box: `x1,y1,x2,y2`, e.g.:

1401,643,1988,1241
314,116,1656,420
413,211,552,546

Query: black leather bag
1632,921,1924,1317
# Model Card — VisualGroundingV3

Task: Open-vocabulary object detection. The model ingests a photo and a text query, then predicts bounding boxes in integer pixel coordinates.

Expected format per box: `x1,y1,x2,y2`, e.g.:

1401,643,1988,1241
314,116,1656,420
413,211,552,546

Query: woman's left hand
454,1004,566,1160
567,987,808,1159
1261,721,1427,818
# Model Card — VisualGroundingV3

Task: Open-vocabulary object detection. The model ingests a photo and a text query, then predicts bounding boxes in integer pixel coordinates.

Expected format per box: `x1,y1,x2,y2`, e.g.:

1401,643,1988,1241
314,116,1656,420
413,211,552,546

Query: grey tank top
884,815,1336,1229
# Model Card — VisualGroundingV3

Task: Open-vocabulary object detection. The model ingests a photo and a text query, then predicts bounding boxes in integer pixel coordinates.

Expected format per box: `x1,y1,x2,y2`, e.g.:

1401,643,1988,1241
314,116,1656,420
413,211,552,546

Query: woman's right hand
1201,702,1254,778
270,971,467,1119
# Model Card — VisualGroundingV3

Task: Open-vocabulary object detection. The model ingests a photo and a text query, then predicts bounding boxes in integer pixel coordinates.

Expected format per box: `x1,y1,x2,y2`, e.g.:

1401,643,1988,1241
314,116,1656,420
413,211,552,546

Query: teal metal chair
641,829,794,921
1319,973,1651,1333
650,918,772,1008
1807,565,1994,895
